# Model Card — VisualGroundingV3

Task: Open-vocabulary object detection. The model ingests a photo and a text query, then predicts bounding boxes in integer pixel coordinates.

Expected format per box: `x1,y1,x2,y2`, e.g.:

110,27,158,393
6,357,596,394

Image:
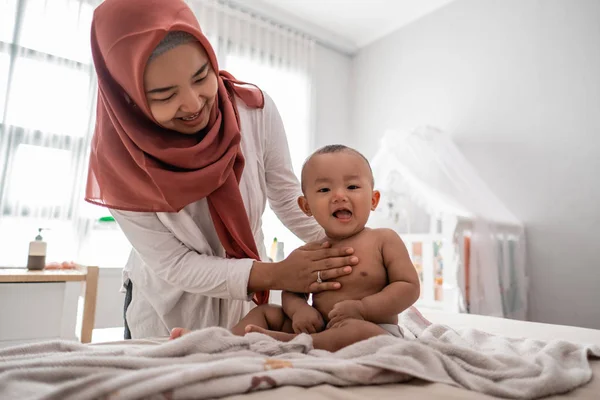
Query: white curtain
0,0,100,268
0,0,315,267
188,0,315,256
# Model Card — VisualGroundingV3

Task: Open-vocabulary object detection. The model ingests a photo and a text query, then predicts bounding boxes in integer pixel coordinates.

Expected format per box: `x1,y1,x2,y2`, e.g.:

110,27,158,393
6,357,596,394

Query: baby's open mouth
332,209,352,219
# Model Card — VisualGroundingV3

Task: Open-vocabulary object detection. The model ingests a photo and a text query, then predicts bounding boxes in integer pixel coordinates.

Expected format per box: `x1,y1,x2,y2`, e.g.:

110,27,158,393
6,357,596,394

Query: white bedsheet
0,307,598,400
419,309,600,344
232,310,600,400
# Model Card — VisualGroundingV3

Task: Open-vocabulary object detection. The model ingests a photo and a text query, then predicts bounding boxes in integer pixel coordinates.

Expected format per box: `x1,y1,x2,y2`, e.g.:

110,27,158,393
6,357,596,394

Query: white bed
1,309,598,399
223,310,600,400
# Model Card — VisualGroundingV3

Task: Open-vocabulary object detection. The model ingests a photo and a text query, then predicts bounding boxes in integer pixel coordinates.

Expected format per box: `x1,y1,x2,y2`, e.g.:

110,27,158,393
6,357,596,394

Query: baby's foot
169,327,191,340
245,324,297,342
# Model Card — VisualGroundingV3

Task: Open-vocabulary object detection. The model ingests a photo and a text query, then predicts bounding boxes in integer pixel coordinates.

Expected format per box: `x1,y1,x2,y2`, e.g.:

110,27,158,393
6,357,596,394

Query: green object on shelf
98,216,115,223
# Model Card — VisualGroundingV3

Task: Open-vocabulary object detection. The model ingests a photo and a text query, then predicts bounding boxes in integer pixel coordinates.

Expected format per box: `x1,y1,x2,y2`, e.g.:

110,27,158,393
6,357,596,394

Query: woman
86,0,358,339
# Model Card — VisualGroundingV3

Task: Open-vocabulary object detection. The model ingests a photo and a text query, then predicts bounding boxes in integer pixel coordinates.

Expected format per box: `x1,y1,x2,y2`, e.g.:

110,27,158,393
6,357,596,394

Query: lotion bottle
27,228,47,270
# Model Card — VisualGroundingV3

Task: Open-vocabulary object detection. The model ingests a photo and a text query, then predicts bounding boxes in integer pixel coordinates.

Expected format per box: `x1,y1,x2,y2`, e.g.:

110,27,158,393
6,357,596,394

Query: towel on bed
0,307,598,400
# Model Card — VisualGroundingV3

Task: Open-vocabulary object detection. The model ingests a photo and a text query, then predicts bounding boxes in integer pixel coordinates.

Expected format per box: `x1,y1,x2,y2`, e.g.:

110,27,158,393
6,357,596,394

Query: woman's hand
276,240,357,293
277,242,358,293
249,240,357,294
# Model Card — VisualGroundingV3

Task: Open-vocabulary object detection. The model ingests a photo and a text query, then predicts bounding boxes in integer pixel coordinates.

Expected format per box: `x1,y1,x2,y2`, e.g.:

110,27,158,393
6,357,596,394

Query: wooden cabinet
0,267,98,348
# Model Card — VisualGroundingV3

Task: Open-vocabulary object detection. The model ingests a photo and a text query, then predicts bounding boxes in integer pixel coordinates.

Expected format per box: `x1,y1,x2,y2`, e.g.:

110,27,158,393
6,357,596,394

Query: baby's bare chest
312,232,388,316
332,235,387,287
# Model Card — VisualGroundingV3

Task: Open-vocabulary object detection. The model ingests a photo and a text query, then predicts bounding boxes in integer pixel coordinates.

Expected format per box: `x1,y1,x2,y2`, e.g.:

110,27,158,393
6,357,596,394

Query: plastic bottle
276,241,285,262
269,237,278,261
27,228,47,270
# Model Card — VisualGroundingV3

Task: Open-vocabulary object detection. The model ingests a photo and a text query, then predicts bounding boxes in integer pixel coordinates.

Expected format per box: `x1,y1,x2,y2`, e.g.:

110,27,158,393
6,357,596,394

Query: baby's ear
371,190,381,211
298,196,312,216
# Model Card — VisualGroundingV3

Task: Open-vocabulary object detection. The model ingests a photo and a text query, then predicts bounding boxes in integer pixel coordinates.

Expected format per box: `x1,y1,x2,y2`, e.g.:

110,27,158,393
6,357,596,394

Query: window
18,0,93,63
225,55,311,175
0,0,99,267
6,56,93,136
7,144,72,209
0,0,17,44
0,52,9,121
224,55,312,257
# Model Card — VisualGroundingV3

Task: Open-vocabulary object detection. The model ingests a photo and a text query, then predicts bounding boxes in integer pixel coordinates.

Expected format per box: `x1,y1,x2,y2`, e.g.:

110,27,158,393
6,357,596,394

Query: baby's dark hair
301,144,374,192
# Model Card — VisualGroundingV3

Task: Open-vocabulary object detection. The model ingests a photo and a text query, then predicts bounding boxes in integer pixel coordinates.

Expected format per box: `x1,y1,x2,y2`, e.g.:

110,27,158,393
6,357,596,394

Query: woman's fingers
310,246,354,261
307,281,341,293
280,242,357,293
318,266,352,281
313,256,358,273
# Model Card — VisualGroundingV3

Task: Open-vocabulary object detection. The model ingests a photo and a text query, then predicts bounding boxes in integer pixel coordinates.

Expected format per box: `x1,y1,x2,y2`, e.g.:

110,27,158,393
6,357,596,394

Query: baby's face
299,152,379,240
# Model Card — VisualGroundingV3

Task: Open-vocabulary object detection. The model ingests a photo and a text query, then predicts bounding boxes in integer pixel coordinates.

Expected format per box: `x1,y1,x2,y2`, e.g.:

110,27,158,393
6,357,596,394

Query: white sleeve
262,93,324,243
110,209,253,301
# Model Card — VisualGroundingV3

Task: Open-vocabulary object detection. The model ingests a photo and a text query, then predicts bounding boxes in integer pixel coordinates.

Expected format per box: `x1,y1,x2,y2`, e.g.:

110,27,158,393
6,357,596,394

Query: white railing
400,233,448,310
402,224,526,319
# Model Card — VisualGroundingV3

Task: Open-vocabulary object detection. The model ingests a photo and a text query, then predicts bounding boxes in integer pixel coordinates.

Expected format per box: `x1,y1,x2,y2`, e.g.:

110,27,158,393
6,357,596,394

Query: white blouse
110,93,323,338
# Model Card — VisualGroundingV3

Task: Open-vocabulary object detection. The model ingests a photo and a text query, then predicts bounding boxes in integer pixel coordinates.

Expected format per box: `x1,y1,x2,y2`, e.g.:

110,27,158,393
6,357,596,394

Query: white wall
313,44,353,150
352,0,600,329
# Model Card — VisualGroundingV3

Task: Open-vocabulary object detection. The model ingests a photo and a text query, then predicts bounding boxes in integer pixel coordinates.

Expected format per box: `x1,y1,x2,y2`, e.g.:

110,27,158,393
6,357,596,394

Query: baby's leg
231,304,294,336
169,305,293,340
246,319,388,352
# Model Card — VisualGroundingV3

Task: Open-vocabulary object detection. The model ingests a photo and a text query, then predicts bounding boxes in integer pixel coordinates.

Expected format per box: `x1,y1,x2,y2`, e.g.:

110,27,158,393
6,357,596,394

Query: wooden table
0,266,99,344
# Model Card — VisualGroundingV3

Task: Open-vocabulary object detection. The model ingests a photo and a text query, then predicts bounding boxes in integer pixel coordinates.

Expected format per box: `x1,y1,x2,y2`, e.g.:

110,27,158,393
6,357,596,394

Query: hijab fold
87,0,269,305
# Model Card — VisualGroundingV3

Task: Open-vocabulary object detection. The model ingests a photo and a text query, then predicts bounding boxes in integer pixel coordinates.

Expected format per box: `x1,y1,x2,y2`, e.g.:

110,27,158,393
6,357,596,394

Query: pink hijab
86,0,268,304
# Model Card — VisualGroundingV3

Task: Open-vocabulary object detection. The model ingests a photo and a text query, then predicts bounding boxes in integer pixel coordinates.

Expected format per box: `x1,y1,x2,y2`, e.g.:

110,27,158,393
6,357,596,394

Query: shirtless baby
172,145,420,351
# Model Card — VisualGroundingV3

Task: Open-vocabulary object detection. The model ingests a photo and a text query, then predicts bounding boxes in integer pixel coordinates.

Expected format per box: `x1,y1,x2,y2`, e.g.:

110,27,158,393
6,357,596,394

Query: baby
172,145,420,351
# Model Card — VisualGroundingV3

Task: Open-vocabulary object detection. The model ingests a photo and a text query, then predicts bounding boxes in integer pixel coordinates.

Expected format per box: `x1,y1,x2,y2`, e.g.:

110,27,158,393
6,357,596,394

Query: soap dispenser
27,228,47,270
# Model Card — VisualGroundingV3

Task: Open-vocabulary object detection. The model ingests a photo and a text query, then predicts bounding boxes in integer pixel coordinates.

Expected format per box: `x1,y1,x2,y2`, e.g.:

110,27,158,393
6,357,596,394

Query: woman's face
143,42,218,134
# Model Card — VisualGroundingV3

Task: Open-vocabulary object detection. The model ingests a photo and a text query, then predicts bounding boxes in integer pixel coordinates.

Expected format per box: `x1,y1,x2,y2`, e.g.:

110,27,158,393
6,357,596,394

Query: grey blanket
0,307,598,399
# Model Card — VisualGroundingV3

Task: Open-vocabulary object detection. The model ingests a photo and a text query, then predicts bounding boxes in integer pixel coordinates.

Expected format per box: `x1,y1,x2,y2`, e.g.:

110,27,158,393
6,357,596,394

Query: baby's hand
327,300,366,329
292,306,325,334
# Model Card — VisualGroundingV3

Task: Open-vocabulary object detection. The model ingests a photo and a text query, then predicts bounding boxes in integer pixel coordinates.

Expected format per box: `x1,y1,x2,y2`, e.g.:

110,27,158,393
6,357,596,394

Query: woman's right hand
275,240,358,293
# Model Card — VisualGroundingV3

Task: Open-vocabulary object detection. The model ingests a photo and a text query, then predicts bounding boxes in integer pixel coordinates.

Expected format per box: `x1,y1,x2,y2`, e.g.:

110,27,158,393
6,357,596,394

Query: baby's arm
282,291,325,333
359,229,420,324
282,291,310,317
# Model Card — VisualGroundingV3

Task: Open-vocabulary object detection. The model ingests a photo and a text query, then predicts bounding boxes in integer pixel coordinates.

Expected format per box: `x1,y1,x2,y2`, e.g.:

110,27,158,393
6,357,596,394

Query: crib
368,127,528,319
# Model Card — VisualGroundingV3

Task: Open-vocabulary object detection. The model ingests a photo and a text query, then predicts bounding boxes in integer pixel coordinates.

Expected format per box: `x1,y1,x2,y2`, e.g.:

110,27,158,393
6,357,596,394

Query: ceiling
229,0,456,54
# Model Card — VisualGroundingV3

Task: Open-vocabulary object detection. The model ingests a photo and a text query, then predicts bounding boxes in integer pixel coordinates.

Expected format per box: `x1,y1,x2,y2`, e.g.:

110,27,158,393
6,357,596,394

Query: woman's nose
180,88,203,113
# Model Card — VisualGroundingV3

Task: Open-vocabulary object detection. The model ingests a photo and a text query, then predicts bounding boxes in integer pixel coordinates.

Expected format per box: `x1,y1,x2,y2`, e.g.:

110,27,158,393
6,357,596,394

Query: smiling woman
144,34,218,135
0,0,318,340
85,0,357,340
